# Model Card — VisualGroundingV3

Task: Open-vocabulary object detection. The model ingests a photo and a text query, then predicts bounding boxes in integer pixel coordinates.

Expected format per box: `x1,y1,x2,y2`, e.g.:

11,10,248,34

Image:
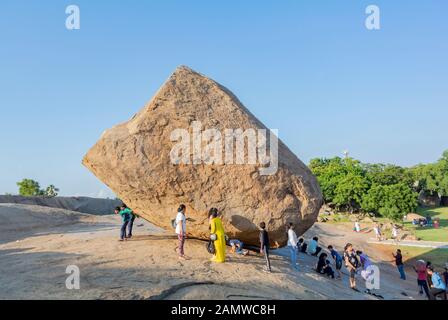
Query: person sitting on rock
297,238,308,253
307,237,322,257
427,266,447,300
316,253,335,279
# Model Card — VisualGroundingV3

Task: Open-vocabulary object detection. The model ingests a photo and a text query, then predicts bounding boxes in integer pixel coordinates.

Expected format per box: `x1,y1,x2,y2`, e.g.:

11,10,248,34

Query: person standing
259,222,271,273
209,208,226,263
373,223,382,241
392,249,406,280
175,204,188,260
391,225,399,243
354,221,361,233
344,243,359,291
328,245,343,279
287,223,299,270
118,204,132,241
413,260,431,299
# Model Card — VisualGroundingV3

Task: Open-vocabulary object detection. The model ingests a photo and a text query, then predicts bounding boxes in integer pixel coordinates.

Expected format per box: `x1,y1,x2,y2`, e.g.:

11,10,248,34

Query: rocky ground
0,203,427,300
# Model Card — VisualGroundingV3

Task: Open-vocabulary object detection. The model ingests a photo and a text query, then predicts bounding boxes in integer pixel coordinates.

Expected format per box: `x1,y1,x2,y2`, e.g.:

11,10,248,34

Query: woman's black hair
319,252,327,260
209,207,218,218
115,206,121,211
178,204,186,212
313,236,318,241
356,250,363,255
121,203,127,208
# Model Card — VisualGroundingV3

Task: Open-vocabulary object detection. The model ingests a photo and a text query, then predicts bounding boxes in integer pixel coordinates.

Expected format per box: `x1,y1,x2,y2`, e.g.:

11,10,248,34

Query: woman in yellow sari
209,208,226,263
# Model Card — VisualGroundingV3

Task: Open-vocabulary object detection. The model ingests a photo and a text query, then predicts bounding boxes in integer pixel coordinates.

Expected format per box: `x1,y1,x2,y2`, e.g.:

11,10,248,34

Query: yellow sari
210,217,226,263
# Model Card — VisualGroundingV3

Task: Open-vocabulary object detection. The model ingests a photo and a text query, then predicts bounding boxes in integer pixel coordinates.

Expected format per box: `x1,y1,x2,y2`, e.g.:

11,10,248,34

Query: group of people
174,205,227,263
115,204,447,300
412,260,447,300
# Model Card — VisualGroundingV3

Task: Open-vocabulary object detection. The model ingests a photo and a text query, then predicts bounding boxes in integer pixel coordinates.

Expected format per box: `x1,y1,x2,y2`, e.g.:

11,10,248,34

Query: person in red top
413,261,431,299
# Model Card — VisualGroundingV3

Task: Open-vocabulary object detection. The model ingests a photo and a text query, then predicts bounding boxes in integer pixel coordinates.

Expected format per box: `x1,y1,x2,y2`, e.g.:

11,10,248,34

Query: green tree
16,179,44,196
379,183,418,221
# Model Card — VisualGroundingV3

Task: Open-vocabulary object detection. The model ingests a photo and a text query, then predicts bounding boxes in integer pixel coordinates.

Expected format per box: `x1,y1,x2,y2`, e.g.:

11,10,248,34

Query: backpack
206,240,215,254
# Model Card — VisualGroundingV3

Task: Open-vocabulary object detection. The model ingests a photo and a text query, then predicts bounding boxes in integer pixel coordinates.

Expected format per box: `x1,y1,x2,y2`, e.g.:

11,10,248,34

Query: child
354,221,361,233
259,222,271,273
298,238,308,253
316,253,335,279
373,223,382,241
391,225,399,242
229,239,248,255
328,245,343,278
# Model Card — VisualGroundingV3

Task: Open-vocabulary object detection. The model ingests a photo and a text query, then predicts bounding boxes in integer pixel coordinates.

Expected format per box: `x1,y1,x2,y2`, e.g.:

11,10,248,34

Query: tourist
427,267,447,300
259,222,271,273
307,236,322,257
298,238,308,253
175,204,188,260
229,239,248,255
413,260,431,299
209,208,226,263
118,204,132,241
354,221,361,233
344,243,359,291
316,253,335,279
391,225,399,242
328,245,343,279
426,261,434,288
356,250,374,292
373,223,382,241
287,223,299,270
392,249,406,280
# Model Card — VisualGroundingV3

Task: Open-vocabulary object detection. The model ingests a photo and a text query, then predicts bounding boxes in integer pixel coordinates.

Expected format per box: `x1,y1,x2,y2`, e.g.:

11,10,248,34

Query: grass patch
404,207,448,242
401,246,448,270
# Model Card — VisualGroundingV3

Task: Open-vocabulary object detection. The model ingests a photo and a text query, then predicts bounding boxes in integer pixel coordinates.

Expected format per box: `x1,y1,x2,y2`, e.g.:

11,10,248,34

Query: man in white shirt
175,204,188,260
287,223,299,270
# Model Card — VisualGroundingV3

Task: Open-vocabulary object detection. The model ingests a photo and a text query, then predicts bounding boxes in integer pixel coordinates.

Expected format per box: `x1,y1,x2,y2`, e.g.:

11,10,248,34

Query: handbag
206,240,215,254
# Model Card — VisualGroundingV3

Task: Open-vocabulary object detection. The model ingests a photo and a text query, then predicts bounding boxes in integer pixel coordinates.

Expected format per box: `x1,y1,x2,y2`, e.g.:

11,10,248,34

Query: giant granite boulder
82,66,322,246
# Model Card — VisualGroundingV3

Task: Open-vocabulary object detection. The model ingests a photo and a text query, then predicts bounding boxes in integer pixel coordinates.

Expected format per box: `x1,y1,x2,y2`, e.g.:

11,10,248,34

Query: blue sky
0,1,447,197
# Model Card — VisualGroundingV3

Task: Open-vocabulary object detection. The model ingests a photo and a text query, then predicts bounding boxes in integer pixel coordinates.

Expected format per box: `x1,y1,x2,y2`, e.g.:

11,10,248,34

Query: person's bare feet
179,255,190,260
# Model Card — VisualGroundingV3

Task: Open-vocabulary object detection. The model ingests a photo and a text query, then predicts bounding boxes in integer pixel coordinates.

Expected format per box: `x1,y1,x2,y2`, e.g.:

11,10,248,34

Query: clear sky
0,1,447,197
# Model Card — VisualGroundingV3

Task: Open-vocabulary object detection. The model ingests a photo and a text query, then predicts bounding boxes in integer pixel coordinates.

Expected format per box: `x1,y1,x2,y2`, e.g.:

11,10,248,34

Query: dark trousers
312,246,322,256
397,264,406,280
323,266,335,278
430,288,447,300
127,215,136,237
417,279,431,299
120,220,129,240
263,246,271,271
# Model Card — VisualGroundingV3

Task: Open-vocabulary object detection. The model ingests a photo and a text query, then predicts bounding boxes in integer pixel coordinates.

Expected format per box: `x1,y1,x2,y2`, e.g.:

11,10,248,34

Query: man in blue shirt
328,245,343,278
428,266,447,300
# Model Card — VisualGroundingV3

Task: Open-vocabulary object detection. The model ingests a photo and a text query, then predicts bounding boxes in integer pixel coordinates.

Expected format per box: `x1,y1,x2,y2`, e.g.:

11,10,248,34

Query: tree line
309,150,448,221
